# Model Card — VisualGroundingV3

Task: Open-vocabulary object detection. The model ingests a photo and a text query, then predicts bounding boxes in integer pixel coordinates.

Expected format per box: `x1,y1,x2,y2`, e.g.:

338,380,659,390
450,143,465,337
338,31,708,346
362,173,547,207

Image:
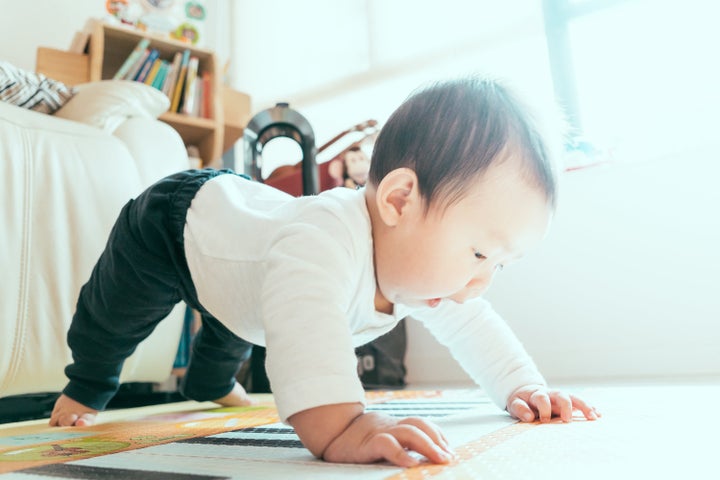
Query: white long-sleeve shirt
183,174,545,421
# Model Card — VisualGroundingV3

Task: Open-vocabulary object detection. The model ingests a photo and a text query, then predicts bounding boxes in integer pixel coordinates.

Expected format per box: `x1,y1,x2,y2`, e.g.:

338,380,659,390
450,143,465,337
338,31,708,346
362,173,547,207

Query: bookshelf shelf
36,21,251,167
160,111,216,130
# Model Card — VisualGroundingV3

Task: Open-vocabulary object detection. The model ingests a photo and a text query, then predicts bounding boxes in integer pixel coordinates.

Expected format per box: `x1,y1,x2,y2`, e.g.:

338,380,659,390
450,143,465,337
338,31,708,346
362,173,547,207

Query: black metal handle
242,103,319,196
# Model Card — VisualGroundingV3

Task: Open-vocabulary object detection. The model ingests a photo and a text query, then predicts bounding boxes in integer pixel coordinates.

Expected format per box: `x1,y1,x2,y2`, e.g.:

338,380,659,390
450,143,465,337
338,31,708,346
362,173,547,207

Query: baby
51,76,599,467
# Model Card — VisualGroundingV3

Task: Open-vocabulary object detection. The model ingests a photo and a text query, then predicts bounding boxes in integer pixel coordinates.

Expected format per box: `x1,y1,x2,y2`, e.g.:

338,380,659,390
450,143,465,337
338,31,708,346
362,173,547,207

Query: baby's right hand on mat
290,403,454,467
49,394,98,427
323,412,455,467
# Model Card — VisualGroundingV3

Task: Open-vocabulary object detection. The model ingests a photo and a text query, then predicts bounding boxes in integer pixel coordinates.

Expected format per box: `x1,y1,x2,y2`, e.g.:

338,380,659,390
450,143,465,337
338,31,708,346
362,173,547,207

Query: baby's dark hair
368,76,559,211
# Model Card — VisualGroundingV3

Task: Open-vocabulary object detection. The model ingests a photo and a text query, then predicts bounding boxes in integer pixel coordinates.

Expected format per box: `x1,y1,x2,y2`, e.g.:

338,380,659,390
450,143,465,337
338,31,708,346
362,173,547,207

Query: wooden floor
0,380,717,479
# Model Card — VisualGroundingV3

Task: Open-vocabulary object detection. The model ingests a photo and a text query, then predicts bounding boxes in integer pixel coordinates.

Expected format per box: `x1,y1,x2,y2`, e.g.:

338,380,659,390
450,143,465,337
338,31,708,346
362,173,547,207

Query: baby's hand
323,412,454,467
507,385,600,423
49,394,98,427
290,403,454,467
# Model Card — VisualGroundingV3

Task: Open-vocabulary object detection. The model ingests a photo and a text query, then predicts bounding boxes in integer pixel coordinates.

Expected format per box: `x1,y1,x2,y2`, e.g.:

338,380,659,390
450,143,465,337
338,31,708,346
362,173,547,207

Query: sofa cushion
0,60,76,114
54,80,170,133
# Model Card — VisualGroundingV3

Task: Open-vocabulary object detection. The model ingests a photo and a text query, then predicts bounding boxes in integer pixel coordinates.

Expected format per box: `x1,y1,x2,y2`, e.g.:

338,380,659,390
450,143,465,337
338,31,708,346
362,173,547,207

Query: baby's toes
54,413,79,427
75,413,98,427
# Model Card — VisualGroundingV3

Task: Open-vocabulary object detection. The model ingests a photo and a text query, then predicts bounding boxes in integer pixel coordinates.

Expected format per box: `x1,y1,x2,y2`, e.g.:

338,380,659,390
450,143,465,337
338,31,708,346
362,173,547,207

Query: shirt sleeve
259,222,367,423
410,299,546,410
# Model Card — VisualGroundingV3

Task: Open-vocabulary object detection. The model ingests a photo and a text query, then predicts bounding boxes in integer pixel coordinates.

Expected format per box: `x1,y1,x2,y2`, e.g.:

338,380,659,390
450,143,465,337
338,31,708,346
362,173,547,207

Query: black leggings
63,169,253,410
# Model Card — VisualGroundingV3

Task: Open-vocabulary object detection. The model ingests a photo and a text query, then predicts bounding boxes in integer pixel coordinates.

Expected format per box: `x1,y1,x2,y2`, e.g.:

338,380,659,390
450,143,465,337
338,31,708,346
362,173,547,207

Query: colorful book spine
113,38,150,80
170,49,191,113
123,48,149,80
151,61,169,90
143,58,163,85
201,71,212,118
162,52,182,99
134,48,160,83
192,80,202,117
181,56,199,115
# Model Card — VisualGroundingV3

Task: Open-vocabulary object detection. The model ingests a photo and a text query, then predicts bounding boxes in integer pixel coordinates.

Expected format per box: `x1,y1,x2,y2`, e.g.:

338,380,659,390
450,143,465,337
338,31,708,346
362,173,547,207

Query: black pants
64,169,253,411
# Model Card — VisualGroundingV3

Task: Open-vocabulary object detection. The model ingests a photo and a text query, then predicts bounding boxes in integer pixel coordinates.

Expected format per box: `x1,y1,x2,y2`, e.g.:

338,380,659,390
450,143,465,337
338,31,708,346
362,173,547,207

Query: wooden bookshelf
222,85,252,153
35,47,90,86
36,22,251,167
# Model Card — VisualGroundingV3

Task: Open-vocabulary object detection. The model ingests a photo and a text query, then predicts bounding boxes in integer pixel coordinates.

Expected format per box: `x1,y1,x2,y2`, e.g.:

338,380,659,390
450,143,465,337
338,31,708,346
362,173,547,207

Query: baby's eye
474,252,486,260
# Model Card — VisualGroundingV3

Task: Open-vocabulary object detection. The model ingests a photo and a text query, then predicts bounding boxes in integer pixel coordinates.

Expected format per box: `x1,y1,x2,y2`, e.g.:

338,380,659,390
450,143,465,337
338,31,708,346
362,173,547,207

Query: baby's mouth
427,298,441,308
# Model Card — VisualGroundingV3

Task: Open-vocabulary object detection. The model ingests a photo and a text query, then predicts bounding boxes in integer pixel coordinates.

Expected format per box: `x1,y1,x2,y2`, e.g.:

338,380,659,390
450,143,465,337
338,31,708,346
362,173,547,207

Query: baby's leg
61,196,185,422
56,170,232,426
180,313,255,406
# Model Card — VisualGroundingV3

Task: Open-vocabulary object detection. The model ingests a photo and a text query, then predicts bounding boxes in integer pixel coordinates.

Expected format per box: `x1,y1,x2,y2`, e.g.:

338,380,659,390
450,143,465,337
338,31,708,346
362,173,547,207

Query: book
151,61,169,91
123,48,149,80
143,58,163,85
170,49,191,112
192,80,202,117
181,56,199,115
162,51,183,99
201,71,212,118
113,38,150,80
134,48,160,82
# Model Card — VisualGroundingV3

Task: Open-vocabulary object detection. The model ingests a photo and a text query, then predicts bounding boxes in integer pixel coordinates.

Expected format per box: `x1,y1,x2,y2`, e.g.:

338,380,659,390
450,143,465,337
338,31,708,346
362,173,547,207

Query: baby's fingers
530,390,553,422
548,391,574,422
372,425,452,466
569,394,600,420
366,433,419,468
508,397,535,422
399,417,453,455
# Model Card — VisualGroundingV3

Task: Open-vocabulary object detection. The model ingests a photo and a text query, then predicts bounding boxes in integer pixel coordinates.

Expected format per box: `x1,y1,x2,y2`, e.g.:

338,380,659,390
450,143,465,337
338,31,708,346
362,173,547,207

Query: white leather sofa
0,81,189,403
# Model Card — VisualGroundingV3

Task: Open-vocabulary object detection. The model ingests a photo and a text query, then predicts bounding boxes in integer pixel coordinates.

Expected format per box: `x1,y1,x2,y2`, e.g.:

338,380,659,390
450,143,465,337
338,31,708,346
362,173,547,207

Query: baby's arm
288,402,453,467
413,300,601,423
49,394,99,427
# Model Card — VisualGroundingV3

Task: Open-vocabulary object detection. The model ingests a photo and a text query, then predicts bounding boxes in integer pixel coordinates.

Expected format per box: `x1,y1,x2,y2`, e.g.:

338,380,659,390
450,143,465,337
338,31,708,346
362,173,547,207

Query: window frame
542,0,632,135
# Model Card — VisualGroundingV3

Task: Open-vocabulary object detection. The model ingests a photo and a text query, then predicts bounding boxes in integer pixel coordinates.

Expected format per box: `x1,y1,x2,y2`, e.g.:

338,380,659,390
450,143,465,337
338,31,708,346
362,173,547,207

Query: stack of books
113,38,212,118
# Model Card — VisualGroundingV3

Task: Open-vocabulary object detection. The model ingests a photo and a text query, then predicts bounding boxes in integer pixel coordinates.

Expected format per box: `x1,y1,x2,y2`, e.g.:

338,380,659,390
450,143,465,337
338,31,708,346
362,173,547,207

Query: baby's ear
374,168,420,227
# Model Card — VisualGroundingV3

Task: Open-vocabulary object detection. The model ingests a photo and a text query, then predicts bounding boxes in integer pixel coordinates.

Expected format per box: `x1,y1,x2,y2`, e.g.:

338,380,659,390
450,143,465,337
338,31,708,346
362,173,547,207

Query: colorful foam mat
0,389,533,479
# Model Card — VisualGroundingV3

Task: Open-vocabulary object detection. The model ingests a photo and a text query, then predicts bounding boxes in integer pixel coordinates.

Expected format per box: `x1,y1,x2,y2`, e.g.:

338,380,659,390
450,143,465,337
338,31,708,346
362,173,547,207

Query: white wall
0,0,106,72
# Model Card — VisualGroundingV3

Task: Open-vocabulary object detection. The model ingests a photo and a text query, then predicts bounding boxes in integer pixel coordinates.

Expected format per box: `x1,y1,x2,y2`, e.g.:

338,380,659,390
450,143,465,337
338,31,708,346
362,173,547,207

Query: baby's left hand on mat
507,385,600,423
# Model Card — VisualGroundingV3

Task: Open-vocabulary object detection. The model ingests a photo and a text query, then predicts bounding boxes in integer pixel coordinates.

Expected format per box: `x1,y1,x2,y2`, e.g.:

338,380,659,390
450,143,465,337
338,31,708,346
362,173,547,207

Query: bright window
546,0,720,161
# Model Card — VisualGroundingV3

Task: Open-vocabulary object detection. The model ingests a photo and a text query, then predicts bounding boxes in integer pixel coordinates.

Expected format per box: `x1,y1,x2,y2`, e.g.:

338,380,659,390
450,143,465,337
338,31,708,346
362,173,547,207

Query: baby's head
366,77,561,310
368,76,558,212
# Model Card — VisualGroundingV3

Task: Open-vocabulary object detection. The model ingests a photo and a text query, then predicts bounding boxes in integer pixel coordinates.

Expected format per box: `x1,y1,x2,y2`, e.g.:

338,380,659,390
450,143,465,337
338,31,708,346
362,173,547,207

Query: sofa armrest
114,117,190,183
0,99,188,399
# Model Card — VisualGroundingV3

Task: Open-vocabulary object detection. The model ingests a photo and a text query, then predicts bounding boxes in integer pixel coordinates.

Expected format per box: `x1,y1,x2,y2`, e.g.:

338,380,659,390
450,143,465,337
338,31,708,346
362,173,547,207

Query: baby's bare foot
50,394,98,427
214,383,255,407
